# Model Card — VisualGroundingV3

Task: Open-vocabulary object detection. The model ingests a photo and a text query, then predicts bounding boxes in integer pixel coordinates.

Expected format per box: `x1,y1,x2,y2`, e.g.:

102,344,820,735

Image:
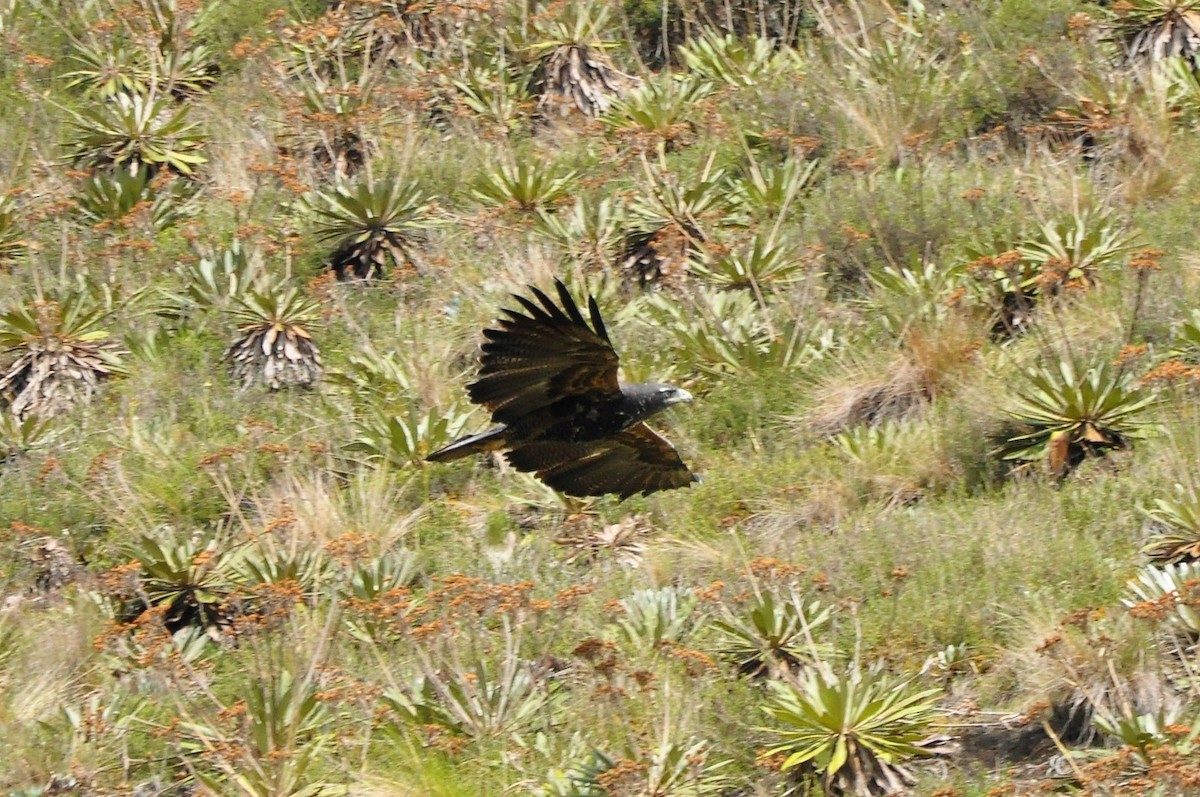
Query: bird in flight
426,279,697,499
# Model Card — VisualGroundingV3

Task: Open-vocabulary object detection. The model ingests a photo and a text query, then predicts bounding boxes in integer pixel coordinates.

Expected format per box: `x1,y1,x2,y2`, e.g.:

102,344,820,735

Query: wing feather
587,294,610,342
505,423,696,500
468,279,620,427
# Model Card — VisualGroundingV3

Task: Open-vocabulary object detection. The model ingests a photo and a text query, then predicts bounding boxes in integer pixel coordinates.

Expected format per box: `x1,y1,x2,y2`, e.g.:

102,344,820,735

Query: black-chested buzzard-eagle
426,280,697,499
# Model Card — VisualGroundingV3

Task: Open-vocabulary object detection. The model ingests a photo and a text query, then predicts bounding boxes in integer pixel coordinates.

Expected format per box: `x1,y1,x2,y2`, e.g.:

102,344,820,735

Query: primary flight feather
426,279,697,500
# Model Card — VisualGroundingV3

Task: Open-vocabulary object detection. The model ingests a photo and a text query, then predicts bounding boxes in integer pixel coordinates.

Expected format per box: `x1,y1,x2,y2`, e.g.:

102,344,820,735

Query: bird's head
657,384,694,406
623,382,693,416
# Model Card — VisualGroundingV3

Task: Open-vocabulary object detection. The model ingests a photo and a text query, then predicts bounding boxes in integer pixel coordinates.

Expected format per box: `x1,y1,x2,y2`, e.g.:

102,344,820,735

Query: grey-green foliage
533,196,626,270
711,589,831,676
604,73,715,138
1168,308,1200,362
866,257,967,336
63,34,215,99
763,664,945,796
0,194,25,263
328,348,413,404
233,545,329,594
627,288,835,380
0,413,57,463
165,240,263,320
470,158,579,213
66,92,207,175
1000,359,1158,464
310,179,437,279
0,284,127,419
224,280,324,391
690,233,802,290
348,403,474,468
613,586,700,649
1015,209,1138,287
1141,483,1200,563
1123,561,1200,634
75,166,197,231
192,670,334,797
451,59,533,131
727,156,818,220
383,656,553,740
124,531,234,636
679,29,798,87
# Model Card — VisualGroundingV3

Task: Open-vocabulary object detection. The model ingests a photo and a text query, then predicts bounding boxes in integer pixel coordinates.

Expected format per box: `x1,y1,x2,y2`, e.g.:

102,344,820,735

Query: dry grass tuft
251,469,426,550
807,357,935,437
987,607,1174,749
807,316,981,437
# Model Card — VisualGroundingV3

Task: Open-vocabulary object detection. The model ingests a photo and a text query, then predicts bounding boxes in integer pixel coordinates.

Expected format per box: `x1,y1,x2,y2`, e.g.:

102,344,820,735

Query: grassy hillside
5,0,1200,794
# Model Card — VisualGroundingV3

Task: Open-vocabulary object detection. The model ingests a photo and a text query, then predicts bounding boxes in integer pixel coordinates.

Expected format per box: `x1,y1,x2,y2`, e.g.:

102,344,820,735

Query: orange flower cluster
1067,12,1093,35
1060,606,1104,628
1034,256,1087,293
1017,699,1051,727
695,581,725,603
960,187,985,204
94,604,181,669
258,505,296,538
1143,359,1200,386
324,531,372,563
416,723,469,754
552,584,593,609
839,222,870,242
1113,344,1147,366
314,678,381,706
929,788,964,797
421,574,535,618
834,148,877,172
966,249,1023,276
307,271,340,319
1128,588,1185,624
238,580,306,631
216,700,248,723
572,637,620,680
197,445,243,468
595,758,646,793
747,557,806,579
346,575,552,643
663,642,717,676
7,519,45,539
1128,248,1165,272
1080,745,1200,792
1035,632,1062,653
85,448,119,482
572,637,614,662
96,559,142,599
343,586,413,624
38,455,61,483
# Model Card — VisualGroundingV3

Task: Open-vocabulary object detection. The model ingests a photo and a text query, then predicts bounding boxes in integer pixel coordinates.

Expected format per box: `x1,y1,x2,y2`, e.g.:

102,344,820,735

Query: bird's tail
425,425,508,462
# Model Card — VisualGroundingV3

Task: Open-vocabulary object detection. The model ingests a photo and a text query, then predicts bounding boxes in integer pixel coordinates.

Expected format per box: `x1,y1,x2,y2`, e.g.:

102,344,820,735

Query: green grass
6,1,1200,794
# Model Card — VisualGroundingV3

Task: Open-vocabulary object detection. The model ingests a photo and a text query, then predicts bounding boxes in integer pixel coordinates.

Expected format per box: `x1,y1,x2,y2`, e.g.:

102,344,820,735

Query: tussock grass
7,0,1200,794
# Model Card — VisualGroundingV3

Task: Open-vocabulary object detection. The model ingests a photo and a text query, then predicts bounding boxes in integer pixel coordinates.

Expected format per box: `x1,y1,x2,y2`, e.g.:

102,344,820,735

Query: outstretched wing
468,280,621,428
504,423,696,500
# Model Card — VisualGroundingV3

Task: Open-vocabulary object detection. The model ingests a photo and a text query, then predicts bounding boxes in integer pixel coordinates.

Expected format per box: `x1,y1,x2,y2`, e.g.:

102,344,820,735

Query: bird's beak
671,388,694,405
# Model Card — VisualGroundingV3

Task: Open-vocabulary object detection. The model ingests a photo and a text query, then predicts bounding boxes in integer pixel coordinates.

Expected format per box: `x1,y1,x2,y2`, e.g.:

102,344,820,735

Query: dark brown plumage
426,280,697,499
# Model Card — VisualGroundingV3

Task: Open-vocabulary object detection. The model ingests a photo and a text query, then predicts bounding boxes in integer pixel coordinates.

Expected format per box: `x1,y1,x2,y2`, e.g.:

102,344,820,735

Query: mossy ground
3,1,1200,795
